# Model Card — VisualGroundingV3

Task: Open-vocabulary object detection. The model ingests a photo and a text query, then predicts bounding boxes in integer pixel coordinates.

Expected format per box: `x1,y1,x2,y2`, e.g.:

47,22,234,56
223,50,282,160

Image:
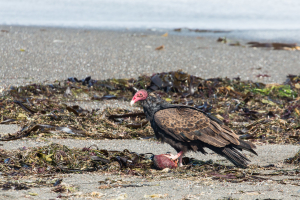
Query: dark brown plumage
131,90,257,168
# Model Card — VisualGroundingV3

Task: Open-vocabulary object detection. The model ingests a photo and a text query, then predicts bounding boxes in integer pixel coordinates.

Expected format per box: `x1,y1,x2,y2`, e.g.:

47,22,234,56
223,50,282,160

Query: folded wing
154,107,240,148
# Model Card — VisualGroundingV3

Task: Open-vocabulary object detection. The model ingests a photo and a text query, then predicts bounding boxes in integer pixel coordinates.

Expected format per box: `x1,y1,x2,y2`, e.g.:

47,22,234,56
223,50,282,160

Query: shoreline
2,24,300,43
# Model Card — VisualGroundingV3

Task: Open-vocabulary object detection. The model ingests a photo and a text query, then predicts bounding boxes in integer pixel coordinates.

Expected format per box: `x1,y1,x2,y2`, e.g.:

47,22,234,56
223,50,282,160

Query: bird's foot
163,151,183,161
162,151,184,167
163,153,178,160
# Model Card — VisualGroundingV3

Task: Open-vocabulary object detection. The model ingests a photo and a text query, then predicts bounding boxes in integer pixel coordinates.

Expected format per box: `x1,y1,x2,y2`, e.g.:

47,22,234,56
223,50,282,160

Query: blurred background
1,0,300,42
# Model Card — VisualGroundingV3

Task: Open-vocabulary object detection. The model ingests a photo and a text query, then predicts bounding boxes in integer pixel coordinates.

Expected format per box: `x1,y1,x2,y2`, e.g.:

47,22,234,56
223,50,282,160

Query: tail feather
222,147,250,168
206,141,257,168
236,139,258,156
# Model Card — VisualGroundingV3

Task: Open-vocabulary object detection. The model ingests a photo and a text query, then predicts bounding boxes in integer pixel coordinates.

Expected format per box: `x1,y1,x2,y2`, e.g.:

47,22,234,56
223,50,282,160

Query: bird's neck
141,96,166,121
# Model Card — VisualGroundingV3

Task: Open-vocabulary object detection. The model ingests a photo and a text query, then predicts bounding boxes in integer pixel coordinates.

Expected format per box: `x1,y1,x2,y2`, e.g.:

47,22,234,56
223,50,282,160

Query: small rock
161,168,171,173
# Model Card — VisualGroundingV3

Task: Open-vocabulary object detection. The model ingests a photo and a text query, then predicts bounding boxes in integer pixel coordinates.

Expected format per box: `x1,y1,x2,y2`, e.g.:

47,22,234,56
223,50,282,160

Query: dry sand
1,25,300,88
1,25,300,199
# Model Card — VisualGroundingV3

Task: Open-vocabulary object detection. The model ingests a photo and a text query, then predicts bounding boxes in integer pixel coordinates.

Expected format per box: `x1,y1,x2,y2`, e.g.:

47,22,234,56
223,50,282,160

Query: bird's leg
178,154,183,167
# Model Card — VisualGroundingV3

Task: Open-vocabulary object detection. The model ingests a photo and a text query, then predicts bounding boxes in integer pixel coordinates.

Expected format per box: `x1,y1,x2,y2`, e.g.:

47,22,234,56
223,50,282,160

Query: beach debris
91,94,117,100
161,32,168,37
256,74,271,78
144,193,168,198
217,37,227,43
53,179,63,186
189,29,231,33
0,70,299,144
285,149,300,165
247,42,300,50
90,192,105,198
229,41,241,46
0,182,30,190
0,143,299,186
1,71,300,190
0,143,153,175
155,45,164,50
217,39,300,51
98,178,154,189
108,112,148,129
172,28,231,33
28,192,38,196
52,183,77,193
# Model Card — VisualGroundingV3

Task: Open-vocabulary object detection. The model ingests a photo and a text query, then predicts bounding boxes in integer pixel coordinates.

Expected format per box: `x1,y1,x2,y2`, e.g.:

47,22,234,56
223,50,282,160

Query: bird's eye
137,93,142,97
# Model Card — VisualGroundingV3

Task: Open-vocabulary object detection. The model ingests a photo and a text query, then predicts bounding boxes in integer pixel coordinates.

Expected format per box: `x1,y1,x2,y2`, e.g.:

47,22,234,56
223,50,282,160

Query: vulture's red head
130,89,148,106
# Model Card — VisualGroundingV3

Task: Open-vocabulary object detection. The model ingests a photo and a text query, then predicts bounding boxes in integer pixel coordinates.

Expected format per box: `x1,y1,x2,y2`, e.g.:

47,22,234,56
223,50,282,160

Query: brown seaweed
1,143,299,188
1,71,300,190
0,71,299,144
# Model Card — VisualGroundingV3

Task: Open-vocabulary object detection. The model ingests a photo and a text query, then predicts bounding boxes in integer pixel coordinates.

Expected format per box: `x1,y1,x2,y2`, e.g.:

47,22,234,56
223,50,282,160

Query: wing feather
154,107,240,147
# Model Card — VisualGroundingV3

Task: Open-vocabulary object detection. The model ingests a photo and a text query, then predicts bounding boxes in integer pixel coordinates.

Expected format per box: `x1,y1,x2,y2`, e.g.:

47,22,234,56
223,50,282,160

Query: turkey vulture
130,89,257,168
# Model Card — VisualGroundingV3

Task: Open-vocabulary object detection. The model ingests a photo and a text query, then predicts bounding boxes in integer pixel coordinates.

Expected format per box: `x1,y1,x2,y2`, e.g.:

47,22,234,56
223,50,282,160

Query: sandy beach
1,25,300,88
1,26,300,200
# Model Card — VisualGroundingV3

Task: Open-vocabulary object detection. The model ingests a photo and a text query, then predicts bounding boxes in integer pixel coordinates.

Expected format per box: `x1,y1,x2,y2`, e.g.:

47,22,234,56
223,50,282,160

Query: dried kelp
216,38,300,51
1,71,300,190
172,28,231,33
1,143,300,186
189,29,231,33
0,105,152,140
247,42,300,50
285,149,300,165
0,177,73,192
0,70,300,144
0,182,30,190
0,143,153,176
